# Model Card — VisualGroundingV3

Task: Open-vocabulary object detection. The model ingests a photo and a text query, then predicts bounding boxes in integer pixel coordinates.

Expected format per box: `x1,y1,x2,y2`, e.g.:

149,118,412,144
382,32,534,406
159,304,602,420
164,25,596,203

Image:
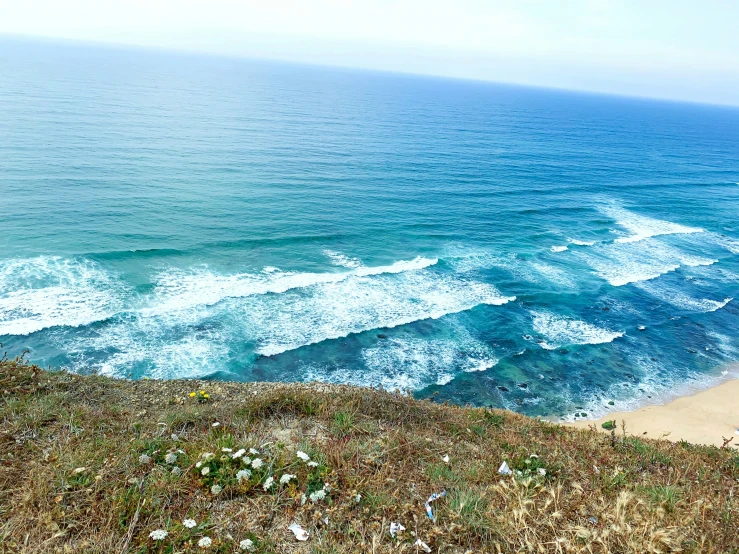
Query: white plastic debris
442,454,450,464
389,522,406,537
415,539,432,552
498,461,513,476
425,491,446,521
288,523,309,541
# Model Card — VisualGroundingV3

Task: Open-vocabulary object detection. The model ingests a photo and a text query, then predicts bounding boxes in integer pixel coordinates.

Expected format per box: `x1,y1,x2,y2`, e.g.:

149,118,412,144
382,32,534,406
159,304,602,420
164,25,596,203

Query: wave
550,245,568,253
575,238,716,287
303,335,497,391
635,282,732,313
0,256,126,336
145,256,439,316
323,249,362,269
568,238,596,246
599,205,703,244
531,311,624,350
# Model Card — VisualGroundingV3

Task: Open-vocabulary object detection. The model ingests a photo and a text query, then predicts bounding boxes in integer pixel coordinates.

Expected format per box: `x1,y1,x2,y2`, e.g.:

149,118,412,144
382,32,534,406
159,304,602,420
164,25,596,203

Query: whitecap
323,249,362,269
0,256,126,336
550,245,568,253
531,311,624,350
599,205,703,244
636,282,732,313
568,238,596,246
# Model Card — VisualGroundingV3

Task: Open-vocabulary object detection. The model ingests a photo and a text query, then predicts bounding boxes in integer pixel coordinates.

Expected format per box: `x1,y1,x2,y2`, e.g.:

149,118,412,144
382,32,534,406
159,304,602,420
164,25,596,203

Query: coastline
566,377,739,447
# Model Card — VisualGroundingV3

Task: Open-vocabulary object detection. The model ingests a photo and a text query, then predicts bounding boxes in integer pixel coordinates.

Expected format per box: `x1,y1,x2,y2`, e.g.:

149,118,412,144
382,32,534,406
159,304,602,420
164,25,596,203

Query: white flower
183,519,197,529
301,493,307,505
201,467,210,476
198,536,212,548
239,538,255,551
248,448,259,455
307,461,318,468
251,458,263,469
211,484,223,495
195,461,202,468
296,451,310,462
242,456,252,465
212,422,220,428
232,449,246,459
149,529,168,540
165,453,178,464
221,447,232,453
171,466,182,476
171,433,179,441
201,452,215,461
280,474,296,485
139,454,151,464
354,494,362,503
236,469,252,482
263,476,274,491
309,489,327,502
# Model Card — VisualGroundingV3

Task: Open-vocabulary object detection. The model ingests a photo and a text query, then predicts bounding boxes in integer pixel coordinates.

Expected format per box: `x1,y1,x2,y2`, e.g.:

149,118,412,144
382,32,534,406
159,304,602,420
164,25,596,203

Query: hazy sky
2,0,738,105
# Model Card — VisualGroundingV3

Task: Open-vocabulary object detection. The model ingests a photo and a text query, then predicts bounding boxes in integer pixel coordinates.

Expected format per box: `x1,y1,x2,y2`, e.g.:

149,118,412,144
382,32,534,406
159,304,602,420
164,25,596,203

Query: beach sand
567,378,739,447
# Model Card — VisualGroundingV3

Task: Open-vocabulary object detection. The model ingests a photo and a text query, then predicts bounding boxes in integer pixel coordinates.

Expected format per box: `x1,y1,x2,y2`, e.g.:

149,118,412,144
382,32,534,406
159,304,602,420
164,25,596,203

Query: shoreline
565,377,739,447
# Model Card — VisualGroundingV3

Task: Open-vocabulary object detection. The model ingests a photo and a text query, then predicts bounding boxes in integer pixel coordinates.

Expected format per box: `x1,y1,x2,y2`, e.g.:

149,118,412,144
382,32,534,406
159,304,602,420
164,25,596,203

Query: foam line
599,205,703,244
531,311,624,350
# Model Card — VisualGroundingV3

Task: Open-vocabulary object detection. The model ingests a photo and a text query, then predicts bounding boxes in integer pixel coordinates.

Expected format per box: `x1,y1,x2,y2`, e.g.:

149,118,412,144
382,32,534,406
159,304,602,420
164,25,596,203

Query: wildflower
242,456,252,465
195,461,203,468
212,422,220,428
165,452,178,464
149,529,168,540
263,476,274,491
232,448,246,459
221,447,232,453
239,538,255,551
211,484,222,495
200,390,206,395
300,493,307,505
139,454,152,464
183,518,197,529
171,467,182,476
201,467,210,476
189,392,196,397
307,461,318,468
201,452,215,461
309,489,327,503
236,469,252,482
280,474,296,485
251,458,263,469
203,393,210,398
296,451,310,462
248,448,259,455
354,493,362,503
171,433,179,441
198,536,212,548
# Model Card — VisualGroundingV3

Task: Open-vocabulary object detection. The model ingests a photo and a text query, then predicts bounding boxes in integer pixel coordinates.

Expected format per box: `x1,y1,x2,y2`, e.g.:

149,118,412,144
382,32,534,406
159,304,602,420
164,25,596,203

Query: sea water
2,37,739,419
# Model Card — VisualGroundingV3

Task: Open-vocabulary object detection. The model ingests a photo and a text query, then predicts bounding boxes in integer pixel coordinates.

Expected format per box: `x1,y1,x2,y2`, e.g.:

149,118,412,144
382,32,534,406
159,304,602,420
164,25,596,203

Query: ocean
2,37,739,420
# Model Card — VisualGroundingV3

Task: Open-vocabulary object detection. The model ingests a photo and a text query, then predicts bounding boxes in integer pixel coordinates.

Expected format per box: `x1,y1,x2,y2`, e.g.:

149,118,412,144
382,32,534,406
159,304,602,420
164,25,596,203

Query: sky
1,0,739,106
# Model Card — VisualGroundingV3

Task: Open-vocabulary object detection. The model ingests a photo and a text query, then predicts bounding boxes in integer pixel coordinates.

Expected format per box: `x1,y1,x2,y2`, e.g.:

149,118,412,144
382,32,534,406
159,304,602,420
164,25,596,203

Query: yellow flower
189,392,196,397
200,390,206,394
204,394,210,399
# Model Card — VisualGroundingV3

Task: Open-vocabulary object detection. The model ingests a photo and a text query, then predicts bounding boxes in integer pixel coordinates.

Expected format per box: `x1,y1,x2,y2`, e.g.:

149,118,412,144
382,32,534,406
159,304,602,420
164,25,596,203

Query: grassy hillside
1,356,737,553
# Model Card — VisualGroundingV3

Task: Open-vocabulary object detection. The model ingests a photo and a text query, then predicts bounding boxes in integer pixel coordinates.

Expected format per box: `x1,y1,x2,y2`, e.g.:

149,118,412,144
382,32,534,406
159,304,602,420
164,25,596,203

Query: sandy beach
568,378,739,447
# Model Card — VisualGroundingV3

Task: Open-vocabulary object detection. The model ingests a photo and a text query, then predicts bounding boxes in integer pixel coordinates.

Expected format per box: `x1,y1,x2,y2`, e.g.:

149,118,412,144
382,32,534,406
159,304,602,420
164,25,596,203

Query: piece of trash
442,454,450,464
389,522,406,537
425,490,446,521
288,523,309,541
415,539,432,553
588,516,598,525
498,461,512,476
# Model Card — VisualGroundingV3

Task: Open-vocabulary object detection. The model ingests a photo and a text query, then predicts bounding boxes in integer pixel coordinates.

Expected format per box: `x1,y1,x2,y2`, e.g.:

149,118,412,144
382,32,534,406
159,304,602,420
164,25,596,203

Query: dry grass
0,356,737,553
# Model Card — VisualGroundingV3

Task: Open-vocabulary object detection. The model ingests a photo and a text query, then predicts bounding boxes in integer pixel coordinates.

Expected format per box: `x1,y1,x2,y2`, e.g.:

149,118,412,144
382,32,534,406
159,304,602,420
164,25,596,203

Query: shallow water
2,37,739,419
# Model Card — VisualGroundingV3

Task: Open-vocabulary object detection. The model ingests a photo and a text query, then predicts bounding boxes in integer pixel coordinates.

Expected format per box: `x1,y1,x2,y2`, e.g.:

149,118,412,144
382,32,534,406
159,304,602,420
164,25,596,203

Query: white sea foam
575,238,716,287
531,311,624,350
635,282,732,313
247,270,514,356
550,245,568,253
146,256,438,315
599,205,703,244
530,262,578,289
0,256,125,336
323,249,362,269
303,334,497,391
568,238,596,246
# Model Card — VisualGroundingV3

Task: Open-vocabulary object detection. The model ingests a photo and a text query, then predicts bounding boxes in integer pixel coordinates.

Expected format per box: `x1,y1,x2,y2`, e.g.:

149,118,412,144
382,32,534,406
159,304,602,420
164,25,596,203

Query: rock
376,333,388,339
687,348,697,354
497,386,509,393
517,383,528,389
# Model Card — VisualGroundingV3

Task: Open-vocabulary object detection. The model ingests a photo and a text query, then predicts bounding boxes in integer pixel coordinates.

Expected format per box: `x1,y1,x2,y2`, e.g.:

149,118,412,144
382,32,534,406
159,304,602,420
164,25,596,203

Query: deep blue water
2,37,739,420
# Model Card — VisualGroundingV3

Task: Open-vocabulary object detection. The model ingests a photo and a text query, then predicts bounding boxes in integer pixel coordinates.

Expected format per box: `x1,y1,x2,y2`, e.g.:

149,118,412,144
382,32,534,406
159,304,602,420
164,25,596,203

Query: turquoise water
2,38,739,420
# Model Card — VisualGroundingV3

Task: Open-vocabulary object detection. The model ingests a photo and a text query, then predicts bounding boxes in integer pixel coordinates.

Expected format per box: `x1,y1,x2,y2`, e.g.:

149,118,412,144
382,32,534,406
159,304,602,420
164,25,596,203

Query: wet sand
567,378,739,447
